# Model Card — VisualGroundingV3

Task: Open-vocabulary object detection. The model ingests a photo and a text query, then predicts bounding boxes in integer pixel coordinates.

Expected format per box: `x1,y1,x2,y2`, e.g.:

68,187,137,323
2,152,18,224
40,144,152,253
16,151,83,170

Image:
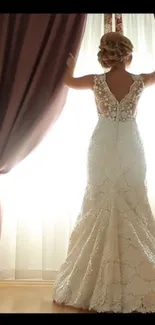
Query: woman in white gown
53,32,155,313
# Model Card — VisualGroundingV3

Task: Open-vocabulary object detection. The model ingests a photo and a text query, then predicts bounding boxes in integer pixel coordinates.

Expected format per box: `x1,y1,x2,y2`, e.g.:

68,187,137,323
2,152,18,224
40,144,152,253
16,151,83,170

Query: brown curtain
104,14,112,33
0,14,87,174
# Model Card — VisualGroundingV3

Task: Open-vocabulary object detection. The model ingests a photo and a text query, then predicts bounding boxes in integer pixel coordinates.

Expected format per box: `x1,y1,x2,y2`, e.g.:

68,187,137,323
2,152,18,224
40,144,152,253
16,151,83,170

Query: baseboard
0,280,54,287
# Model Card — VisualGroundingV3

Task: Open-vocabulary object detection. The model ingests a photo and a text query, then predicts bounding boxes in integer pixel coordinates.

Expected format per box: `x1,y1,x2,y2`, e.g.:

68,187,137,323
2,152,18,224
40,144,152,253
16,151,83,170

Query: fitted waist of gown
97,113,136,124
88,114,145,182
93,114,138,141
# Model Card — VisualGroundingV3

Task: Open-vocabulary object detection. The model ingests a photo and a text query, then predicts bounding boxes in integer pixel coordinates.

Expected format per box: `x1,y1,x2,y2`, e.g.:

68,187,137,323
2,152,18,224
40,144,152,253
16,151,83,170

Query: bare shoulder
140,71,155,87
81,74,95,89
64,73,95,90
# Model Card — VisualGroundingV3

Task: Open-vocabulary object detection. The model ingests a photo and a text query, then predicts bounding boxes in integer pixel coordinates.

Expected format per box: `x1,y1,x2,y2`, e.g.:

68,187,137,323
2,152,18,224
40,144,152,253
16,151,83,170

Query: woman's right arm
64,53,94,90
141,71,155,87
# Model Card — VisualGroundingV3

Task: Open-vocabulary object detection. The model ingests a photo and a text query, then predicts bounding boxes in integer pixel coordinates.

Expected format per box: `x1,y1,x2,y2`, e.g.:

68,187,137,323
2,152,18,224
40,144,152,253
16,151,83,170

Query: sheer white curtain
0,14,155,281
122,14,155,206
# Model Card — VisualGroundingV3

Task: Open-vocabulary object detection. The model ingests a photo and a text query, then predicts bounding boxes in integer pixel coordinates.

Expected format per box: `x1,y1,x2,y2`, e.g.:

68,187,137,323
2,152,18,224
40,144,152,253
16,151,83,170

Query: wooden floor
0,283,90,313
0,283,143,314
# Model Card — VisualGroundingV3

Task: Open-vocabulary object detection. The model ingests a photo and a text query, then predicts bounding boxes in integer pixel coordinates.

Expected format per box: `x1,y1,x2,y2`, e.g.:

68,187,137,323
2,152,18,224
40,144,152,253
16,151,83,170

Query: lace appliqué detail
53,74,155,313
93,74,144,122
53,181,155,313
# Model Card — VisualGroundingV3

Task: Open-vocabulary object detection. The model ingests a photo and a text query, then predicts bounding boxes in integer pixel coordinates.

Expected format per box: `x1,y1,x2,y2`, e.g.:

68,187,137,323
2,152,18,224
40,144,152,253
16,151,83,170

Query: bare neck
110,62,126,72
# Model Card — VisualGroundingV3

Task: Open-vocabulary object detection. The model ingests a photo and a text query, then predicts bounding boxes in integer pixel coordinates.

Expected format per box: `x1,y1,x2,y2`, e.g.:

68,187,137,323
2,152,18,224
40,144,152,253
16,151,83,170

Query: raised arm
64,53,94,90
141,71,155,87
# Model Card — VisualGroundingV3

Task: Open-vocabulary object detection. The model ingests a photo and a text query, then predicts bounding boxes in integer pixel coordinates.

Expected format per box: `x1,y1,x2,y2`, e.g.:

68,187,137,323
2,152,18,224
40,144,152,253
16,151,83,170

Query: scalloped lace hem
53,295,155,313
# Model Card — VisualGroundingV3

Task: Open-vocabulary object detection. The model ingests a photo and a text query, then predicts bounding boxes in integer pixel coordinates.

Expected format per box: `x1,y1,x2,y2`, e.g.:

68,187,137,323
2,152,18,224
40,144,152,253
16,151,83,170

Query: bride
53,32,155,313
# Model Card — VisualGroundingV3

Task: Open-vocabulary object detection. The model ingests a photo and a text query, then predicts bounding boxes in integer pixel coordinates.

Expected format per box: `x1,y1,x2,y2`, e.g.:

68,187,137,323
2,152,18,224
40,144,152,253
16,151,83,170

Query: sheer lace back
93,74,144,122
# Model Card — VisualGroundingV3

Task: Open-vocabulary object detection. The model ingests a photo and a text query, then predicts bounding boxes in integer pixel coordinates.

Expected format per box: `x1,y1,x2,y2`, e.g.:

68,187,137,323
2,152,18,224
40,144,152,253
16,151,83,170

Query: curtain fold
0,14,86,174
115,14,123,33
104,14,112,33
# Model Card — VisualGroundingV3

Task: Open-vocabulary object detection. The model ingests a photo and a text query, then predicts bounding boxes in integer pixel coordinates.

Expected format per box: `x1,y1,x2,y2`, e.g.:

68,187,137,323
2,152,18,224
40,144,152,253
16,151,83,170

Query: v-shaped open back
104,73,137,104
93,73,144,122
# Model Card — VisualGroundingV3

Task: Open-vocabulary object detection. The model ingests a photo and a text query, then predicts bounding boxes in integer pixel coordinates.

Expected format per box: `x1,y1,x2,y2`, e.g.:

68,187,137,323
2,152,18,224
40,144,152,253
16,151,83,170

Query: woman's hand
64,52,94,90
66,53,75,69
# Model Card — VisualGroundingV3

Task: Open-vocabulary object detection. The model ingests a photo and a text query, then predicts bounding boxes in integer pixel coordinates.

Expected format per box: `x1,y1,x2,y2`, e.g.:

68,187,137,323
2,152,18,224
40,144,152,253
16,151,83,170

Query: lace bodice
93,74,144,122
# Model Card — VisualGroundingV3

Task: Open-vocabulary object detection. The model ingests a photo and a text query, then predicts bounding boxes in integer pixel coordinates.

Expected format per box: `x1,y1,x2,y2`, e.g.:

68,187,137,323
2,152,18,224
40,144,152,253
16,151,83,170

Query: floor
0,283,143,314
0,283,90,313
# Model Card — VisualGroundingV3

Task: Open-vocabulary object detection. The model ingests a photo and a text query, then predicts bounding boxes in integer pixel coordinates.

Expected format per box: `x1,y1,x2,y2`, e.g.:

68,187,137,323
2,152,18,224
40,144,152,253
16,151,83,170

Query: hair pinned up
97,32,133,68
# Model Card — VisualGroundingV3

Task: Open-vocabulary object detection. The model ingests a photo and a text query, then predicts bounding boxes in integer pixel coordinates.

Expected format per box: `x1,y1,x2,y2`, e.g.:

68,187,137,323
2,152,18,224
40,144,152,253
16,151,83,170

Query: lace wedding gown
53,74,155,313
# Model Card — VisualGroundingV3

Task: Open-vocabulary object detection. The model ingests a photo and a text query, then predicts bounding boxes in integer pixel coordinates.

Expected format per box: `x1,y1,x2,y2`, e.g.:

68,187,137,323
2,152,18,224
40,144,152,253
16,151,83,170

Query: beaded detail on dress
93,74,144,122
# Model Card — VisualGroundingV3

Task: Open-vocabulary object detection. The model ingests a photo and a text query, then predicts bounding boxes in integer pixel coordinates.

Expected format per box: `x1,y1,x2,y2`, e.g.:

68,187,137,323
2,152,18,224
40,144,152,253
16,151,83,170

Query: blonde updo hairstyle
98,32,133,69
